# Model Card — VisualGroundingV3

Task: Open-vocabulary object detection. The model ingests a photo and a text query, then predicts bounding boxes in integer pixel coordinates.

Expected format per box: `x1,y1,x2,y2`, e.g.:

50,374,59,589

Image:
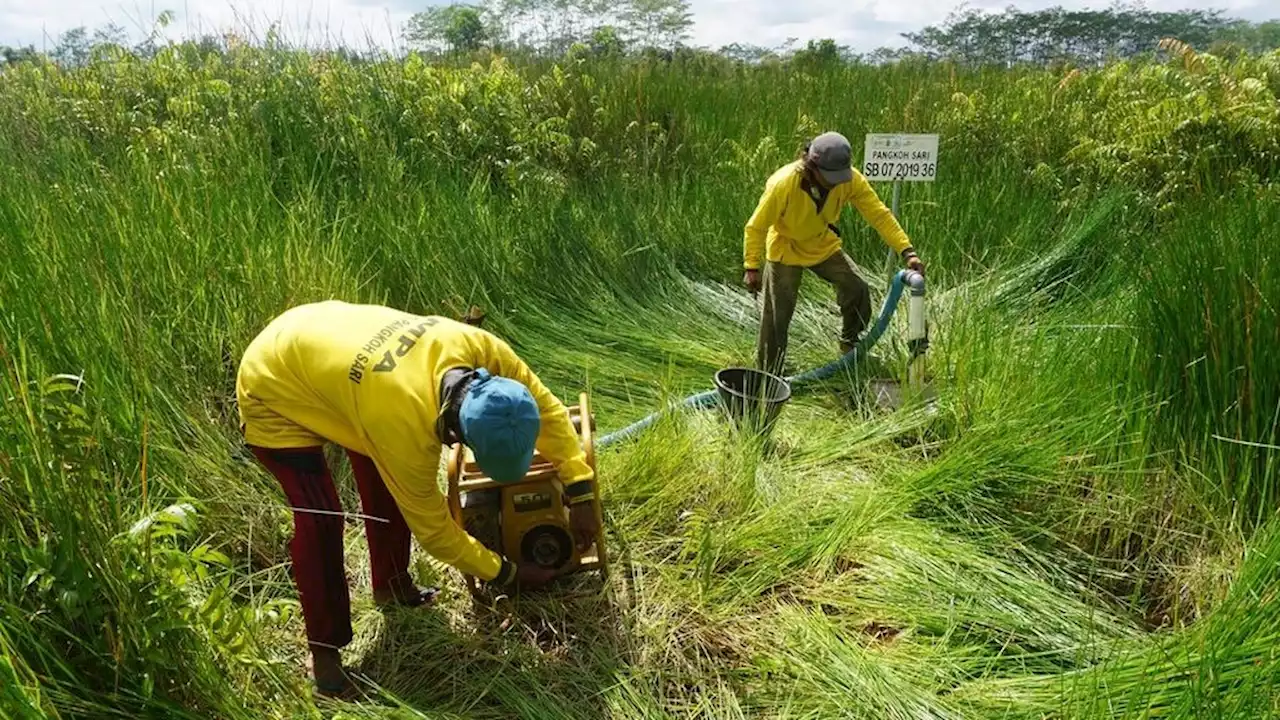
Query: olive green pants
756,251,871,376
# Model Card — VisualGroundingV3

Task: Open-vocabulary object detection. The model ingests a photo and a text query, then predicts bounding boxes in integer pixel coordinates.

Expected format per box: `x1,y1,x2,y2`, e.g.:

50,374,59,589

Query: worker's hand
905,255,925,276
743,269,762,295
516,562,558,590
570,502,596,551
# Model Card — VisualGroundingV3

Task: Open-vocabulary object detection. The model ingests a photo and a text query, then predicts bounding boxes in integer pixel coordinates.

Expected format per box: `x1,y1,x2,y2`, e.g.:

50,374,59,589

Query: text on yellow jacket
235,300,594,583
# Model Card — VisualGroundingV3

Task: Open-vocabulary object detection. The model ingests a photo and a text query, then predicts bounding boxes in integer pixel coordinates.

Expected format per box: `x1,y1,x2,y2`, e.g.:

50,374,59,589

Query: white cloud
0,0,1274,52
686,0,1274,52
0,0,416,50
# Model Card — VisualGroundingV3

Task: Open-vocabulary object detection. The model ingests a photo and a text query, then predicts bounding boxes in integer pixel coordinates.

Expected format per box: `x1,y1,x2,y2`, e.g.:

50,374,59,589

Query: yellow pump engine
446,393,607,593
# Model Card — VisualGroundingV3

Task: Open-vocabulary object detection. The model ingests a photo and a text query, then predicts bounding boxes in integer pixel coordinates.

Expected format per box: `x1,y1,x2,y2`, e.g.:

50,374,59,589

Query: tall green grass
1,38,1278,718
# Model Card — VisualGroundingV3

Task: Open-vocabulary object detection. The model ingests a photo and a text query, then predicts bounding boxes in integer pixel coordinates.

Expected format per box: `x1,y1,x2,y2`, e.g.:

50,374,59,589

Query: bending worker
235,300,597,697
744,130,926,375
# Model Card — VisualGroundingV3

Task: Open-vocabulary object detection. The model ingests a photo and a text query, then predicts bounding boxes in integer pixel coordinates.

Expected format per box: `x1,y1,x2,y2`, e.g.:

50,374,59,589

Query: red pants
250,446,414,649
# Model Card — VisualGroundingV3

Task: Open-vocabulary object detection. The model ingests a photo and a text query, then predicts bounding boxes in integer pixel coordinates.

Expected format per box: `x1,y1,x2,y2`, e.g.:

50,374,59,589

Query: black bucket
713,367,792,435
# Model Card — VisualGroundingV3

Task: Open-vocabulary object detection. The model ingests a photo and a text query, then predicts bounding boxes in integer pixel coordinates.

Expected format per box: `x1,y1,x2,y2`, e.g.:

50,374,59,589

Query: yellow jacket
235,300,593,583
744,160,912,270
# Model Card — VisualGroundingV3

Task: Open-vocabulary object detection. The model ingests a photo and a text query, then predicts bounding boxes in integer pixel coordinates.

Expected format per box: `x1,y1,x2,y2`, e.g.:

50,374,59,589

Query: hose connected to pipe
596,270,922,448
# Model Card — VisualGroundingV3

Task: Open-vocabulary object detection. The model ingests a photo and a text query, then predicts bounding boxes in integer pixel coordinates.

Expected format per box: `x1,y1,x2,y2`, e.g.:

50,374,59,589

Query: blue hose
596,270,913,448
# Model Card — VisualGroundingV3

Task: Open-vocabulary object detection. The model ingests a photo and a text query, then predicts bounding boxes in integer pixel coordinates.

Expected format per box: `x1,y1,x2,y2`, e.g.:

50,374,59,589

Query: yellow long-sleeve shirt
743,160,912,270
235,300,594,583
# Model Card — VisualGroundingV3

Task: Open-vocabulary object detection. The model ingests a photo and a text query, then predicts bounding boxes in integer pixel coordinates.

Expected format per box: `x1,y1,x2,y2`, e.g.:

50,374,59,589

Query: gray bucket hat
806,131,854,185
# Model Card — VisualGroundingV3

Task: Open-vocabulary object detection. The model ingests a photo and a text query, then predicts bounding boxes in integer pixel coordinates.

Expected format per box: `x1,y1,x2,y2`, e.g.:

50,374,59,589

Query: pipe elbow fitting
904,270,926,296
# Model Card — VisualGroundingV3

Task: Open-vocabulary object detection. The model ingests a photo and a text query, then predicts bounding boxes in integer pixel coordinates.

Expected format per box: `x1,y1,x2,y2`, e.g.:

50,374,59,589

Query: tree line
896,2,1280,66
2,2,1277,68
404,0,693,55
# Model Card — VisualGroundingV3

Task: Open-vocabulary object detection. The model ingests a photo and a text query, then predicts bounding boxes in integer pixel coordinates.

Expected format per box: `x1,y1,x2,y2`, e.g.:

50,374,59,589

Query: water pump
446,393,608,595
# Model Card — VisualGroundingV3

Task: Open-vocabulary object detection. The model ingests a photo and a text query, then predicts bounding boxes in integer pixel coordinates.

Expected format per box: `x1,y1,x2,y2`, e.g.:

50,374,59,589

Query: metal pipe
884,180,902,272
904,270,928,390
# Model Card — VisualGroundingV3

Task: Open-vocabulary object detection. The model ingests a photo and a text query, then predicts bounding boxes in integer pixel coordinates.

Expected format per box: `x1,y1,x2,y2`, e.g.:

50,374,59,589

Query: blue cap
458,369,540,484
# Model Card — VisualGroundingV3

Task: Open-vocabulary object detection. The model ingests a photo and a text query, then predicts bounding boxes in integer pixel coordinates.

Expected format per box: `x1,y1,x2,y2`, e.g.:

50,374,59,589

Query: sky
0,0,1274,54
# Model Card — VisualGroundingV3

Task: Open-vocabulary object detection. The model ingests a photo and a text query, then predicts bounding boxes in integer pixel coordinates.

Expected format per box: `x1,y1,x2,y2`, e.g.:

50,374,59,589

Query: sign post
862,133,939,269
862,132,938,400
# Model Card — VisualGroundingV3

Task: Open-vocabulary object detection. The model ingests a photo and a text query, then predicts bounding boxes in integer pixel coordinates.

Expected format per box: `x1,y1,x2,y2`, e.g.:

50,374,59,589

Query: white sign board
862,133,939,182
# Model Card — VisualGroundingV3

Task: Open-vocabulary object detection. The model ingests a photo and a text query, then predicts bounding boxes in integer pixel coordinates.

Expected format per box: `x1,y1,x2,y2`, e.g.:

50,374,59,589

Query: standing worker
235,300,598,697
744,131,926,376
